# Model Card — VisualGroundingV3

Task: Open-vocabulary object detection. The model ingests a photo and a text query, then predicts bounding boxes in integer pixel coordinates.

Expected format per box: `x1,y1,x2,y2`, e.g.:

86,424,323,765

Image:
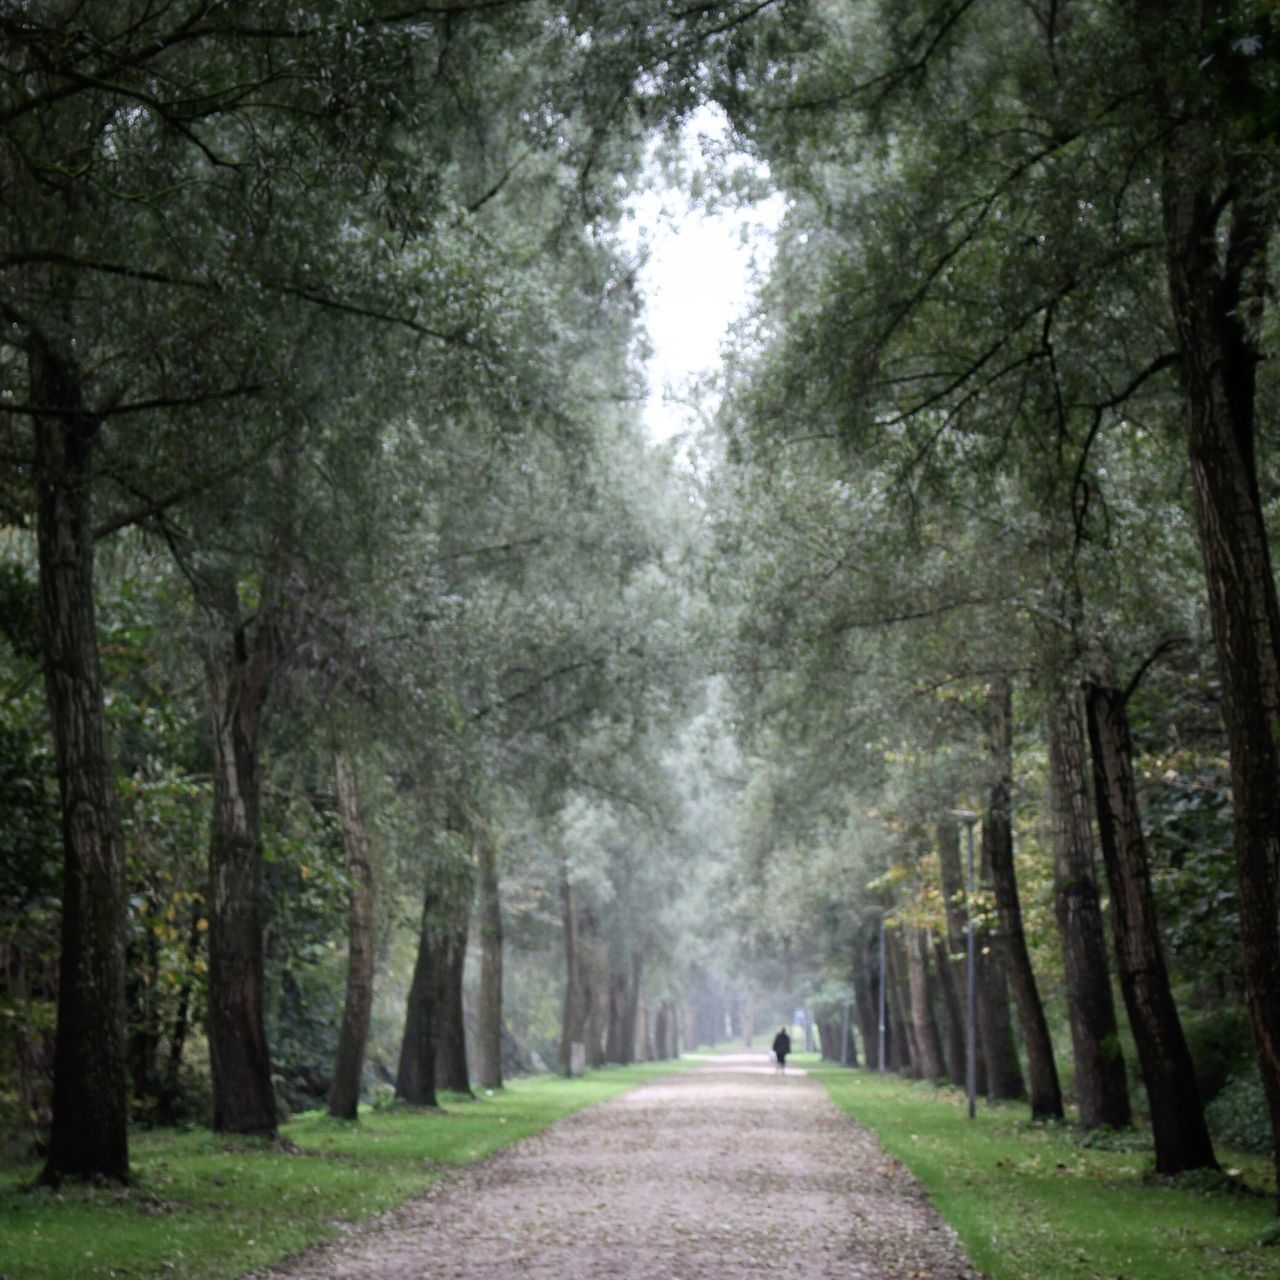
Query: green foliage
1208,1070,1276,1158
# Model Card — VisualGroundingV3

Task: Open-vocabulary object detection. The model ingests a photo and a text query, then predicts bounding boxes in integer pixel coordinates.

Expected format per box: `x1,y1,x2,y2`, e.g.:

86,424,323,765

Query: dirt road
259,1054,982,1280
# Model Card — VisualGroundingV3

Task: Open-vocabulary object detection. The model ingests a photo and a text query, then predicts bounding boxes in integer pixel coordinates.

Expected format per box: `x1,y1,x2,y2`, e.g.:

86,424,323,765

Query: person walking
771,1026,792,1074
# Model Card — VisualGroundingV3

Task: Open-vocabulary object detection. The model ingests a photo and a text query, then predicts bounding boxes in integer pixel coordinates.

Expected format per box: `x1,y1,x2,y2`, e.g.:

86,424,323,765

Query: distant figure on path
772,1027,791,1074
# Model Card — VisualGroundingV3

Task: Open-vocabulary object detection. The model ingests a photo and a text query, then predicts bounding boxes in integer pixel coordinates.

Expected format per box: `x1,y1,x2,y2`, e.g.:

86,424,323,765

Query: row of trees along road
0,0,772,1186
703,0,1279,1207
1,0,1277,1224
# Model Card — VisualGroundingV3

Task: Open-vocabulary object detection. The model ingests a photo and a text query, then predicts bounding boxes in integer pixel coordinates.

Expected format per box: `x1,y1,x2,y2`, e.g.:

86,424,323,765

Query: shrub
1206,1068,1274,1155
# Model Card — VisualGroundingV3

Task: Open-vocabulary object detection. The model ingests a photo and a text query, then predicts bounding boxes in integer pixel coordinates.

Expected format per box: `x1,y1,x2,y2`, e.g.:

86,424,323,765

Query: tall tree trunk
906,926,947,1083
583,911,608,1067
33,400,129,1185
557,862,585,1075
605,964,628,1064
654,1001,673,1060
327,747,377,1121
1085,678,1217,1173
395,888,437,1107
883,930,917,1076
986,677,1064,1120
202,574,277,1137
976,835,1026,1102
432,914,471,1095
474,823,504,1090
1134,47,1280,1196
935,820,985,1094
932,933,969,1090
1046,686,1131,1130
852,931,882,1071
621,951,643,1065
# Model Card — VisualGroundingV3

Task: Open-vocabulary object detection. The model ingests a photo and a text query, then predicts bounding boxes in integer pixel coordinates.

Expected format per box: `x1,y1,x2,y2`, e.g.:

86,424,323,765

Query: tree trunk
883,930,917,1076
934,821,981,1093
975,832,1026,1102
932,933,969,1089
1085,679,1217,1173
1143,79,1280,1200
1046,685,1131,1130
202,574,277,1137
33,402,130,1185
852,929,882,1071
583,911,608,1067
474,823,504,1090
432,913,471,1095
395,888,437,1107
557,863,585,1075
986,677,1064,1120
605,964,628,1064
621,951,643,1065
327,747,377,1121
906,926,947,1082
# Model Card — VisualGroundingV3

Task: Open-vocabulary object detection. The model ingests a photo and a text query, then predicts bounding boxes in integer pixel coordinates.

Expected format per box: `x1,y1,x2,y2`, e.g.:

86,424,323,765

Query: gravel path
259,1054,983,1280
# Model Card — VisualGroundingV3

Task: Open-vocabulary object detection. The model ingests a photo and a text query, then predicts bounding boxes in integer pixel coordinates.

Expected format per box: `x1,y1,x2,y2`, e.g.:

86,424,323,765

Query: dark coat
772,1030,791,1059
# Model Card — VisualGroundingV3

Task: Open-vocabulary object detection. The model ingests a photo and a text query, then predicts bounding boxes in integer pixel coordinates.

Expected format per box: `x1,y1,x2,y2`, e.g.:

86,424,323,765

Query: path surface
259,1055,982,1280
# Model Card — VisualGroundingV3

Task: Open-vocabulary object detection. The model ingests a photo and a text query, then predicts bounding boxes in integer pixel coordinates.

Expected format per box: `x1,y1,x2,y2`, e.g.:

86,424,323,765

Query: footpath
258,1053,982,1280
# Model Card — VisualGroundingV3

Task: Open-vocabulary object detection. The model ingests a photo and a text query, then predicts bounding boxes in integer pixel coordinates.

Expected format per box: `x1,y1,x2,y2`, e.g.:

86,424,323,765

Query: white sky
620,108,786,445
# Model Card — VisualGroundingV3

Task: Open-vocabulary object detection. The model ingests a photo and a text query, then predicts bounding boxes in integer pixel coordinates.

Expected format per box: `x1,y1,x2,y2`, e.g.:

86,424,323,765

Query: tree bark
932,932,969,1089
852,931,882,1071
557,862,585,1075
432,912,471,1095
395,888,437,1108
583,910,608,1067
474,822,504,1090
906,925,947,1082
1085,678,1217,1173
1135,44,1280,1196
1046,685,1131,1130
934,821,982,1094
605,964,628,1064
975,834,1026,1102
883,930,916,1076
201,572,277,1137
33,399,130,1185
327,747,377,1121
620,951,643,1065
986,677,1064,1120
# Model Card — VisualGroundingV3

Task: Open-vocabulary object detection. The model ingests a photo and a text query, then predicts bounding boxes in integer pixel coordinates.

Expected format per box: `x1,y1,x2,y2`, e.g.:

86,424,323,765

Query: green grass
801,1054,1278,1280
0,1061,690,1280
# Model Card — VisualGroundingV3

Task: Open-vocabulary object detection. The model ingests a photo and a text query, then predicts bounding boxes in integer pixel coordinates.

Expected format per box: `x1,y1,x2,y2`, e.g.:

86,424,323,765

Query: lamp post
951,808,981,1120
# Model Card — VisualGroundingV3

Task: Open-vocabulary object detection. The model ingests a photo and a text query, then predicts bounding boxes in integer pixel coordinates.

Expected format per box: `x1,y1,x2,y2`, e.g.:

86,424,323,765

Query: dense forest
2,0,1278,1229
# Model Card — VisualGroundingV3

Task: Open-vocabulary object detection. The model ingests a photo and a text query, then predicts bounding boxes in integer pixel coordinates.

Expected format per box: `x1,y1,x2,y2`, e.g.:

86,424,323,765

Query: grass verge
0,1060,689,1280
802,1055,1277,1280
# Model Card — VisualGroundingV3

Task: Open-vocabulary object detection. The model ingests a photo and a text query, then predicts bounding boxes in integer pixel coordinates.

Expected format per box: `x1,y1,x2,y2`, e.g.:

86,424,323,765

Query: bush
1206,1068,1274,1155
1182,1004,1255,1103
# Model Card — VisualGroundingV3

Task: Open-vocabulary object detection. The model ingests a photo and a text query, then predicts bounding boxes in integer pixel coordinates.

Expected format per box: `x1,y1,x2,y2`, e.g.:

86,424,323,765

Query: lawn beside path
0,1060,693,1280
803,1053,1278,1280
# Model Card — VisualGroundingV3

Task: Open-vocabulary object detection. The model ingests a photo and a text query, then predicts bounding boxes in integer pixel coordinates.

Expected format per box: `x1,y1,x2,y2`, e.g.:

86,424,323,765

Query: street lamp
950,808,981,1121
